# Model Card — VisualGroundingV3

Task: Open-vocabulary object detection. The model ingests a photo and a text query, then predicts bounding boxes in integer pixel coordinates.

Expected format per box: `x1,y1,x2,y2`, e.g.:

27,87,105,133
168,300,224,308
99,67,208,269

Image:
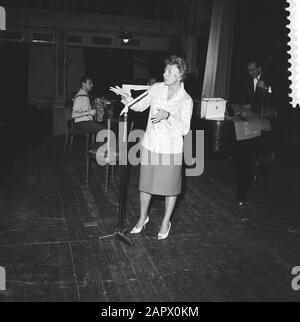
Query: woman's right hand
109,86,131,99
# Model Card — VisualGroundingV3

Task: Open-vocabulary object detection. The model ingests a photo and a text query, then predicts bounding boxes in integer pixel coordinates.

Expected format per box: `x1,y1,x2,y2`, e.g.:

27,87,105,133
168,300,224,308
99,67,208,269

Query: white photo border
287,0,300,107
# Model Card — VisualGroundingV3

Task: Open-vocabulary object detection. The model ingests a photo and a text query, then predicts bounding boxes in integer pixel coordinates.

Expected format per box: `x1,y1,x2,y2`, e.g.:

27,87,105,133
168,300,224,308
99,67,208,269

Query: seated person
72,75,105,134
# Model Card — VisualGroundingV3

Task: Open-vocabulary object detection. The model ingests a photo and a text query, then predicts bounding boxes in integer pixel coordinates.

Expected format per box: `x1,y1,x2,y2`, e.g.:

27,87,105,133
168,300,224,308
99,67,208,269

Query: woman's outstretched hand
151,108,169,124
109,86,131,99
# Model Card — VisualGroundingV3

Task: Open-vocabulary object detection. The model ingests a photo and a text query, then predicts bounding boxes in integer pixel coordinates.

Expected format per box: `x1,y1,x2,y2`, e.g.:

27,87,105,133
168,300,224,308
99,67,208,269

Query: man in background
232,60,273,206
72,75,104,134
234,59,271,117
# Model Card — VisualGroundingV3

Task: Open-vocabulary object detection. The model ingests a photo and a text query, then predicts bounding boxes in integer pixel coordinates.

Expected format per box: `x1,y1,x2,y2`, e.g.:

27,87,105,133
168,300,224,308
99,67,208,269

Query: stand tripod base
116,230,134,246
98,229,134,247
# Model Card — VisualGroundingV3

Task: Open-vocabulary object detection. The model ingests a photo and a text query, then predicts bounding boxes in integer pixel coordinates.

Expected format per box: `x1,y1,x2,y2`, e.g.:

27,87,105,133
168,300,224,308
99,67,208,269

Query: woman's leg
159,196,177,234
134,191,152,229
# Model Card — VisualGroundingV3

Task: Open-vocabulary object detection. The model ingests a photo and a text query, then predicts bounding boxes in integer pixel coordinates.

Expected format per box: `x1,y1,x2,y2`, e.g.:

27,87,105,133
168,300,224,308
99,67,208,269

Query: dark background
0,0,296,179
230,0,289,105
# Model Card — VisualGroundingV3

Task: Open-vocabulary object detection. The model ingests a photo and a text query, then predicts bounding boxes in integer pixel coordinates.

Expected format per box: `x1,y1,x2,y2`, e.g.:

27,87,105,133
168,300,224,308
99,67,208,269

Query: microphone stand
114,110,134,246
97,91,149,246
98,106,134,247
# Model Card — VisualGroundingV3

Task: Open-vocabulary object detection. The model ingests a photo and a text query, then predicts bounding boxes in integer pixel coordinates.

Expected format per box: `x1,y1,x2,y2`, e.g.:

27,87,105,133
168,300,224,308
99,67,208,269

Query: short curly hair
164,55,188,82
80,75,93,85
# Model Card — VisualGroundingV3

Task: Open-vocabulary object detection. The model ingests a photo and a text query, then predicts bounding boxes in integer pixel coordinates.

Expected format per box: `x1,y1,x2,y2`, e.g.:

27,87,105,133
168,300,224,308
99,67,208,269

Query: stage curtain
202,0,238,99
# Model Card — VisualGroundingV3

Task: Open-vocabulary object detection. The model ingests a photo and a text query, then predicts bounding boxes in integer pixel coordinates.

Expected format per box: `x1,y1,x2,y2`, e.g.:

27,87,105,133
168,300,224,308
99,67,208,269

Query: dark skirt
139,147,183,196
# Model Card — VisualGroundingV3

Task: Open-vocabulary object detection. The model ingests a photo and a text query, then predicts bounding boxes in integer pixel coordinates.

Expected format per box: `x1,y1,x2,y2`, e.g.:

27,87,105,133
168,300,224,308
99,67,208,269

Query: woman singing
110,56,193,240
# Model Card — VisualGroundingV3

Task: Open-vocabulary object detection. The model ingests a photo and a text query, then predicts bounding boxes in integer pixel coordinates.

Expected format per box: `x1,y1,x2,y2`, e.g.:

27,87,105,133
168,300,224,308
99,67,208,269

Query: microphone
120,89,149,116
120,89,150,142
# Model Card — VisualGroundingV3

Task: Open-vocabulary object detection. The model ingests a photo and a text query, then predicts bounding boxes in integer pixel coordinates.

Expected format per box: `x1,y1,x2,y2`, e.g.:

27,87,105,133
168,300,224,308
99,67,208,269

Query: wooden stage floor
0,136,299,302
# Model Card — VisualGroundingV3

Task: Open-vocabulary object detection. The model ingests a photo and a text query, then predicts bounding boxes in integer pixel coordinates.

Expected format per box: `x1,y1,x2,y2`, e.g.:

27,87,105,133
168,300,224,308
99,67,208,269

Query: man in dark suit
244,60,271,114
232,60,272,206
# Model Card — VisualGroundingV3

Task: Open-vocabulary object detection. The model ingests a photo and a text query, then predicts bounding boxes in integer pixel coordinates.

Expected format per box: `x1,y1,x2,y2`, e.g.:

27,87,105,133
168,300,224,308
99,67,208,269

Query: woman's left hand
151,108,169,124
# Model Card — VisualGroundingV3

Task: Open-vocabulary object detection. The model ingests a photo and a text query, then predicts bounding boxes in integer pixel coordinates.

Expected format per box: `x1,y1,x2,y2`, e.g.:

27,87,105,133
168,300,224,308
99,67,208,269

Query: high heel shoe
158,223,171,240
130,216,149,234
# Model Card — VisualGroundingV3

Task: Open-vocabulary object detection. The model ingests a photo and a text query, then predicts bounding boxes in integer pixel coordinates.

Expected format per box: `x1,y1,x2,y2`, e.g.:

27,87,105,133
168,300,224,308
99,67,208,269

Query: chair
86,117,134,192
63,109,95,156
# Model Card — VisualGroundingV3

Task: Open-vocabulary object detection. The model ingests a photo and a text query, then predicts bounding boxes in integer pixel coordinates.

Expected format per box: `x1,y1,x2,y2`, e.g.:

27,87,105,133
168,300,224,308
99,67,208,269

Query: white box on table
201,98,227,120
